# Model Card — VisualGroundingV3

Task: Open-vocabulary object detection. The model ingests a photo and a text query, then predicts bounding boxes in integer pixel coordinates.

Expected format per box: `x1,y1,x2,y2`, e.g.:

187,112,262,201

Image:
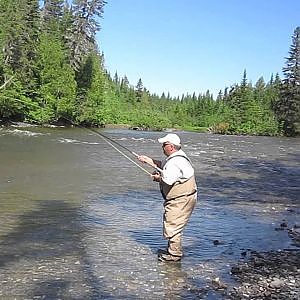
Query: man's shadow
0,199,110,299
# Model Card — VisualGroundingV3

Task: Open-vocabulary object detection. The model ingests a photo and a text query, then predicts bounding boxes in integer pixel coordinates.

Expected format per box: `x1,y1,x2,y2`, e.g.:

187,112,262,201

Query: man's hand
138,155,156,168
151,173,161,182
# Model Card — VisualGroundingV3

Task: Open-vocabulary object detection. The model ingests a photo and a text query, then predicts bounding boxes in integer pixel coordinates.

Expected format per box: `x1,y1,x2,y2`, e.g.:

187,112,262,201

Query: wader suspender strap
165,154,194,168
160,155,195,200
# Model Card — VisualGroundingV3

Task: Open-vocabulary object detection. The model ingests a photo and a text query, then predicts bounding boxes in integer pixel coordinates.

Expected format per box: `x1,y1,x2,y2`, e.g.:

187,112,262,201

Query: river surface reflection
0,126,299,299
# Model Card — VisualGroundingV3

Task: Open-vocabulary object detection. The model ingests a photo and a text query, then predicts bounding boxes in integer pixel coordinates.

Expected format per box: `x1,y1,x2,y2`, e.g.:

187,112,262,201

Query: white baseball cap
158,133,181,146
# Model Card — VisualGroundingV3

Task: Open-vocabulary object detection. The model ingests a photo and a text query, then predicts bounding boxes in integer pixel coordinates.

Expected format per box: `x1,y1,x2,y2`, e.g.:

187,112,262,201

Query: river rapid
0,125,299,299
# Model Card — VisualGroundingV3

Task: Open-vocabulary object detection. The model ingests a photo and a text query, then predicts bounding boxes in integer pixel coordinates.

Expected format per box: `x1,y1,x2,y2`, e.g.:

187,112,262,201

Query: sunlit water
0,126,299,299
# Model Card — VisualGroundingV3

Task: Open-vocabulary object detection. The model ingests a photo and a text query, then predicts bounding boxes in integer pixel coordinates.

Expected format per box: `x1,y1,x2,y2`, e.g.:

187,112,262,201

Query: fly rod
73,123,154,175
82,127,163,173
5,96,161,175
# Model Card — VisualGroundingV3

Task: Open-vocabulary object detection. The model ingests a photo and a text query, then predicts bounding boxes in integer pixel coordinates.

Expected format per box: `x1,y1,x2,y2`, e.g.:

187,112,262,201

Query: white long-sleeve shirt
161,149,195,186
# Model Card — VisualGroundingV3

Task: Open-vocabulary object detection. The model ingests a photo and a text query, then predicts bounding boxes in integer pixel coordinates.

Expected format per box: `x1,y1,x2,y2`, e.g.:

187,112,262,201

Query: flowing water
0,125,299,299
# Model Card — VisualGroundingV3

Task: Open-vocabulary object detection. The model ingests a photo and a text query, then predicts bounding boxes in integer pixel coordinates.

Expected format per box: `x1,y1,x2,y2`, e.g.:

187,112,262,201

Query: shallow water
0,126,299,299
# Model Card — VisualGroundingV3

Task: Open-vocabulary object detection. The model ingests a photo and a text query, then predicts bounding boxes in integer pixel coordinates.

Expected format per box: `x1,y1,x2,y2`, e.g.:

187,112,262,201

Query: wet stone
225,250,300,299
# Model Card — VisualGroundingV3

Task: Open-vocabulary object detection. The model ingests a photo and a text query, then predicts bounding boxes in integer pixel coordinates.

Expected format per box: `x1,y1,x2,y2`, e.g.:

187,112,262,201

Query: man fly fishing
138,133,197,262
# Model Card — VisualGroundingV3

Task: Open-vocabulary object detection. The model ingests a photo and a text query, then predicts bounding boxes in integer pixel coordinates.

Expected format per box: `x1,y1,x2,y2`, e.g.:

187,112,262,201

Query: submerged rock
213,239,221,245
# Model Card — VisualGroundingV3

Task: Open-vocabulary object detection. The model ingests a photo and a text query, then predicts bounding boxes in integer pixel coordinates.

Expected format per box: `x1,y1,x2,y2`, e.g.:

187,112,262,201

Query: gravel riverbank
173,228,300,300
207,227,300,299
226,249,300,299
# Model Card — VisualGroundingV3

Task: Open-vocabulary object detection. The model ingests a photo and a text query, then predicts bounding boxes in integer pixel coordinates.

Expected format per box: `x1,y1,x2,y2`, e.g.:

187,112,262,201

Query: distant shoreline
0,120,209,133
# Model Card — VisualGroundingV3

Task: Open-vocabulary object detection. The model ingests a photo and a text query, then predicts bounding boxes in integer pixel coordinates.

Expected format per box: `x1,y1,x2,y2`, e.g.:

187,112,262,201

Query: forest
0,1,299,136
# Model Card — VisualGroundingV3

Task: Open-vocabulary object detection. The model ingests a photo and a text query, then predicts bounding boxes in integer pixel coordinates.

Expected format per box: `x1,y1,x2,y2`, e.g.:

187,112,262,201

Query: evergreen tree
77,52,108,125
68,0,106,70
216,90,223,101
269,73,281,111
41,0,65,34
121,75,129,90
0,0,24,71
254,77,267,107
0,0,296,135
275,27,300,136
30,31,77,123
0,0,40,119
16,0,40,96
113,71,119,84
42,0,65,21
135,78,143,102
0,1,13,85
119,75,132,103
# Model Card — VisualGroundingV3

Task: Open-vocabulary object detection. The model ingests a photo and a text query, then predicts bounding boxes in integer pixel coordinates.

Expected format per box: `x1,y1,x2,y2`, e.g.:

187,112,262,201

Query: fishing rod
80,126,164,175
64,121,164,175
64,118,155,176
3,95,161,175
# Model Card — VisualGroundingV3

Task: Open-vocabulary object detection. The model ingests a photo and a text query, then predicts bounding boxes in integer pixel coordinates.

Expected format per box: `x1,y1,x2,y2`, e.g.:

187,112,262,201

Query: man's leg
168,231,183,257
159,194,196,261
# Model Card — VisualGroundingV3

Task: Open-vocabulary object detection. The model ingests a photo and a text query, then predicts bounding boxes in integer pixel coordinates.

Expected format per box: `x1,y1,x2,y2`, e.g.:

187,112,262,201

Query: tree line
0,1,299,136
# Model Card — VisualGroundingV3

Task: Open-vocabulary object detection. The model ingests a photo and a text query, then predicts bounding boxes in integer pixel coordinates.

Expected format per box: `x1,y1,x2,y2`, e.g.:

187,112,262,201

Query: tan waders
159,176,197,260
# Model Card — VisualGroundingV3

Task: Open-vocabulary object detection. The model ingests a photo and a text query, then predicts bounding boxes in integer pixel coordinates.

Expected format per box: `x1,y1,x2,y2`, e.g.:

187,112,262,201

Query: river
0,125,299,299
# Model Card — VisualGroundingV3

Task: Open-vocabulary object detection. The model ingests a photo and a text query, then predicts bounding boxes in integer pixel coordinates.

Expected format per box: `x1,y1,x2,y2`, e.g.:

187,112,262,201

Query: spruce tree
269,73,281,111
41,0,65,34
0,0,23,71
119,75,132,103
77,52,108,125
68,0,106,70
16,0,40,96
42,0,65,21
0,0,39,120
135,78,143,102
276,27,300,136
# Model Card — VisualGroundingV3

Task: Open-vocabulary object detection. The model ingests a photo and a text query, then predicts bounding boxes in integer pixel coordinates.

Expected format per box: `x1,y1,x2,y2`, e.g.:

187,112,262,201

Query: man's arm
138,155,162,169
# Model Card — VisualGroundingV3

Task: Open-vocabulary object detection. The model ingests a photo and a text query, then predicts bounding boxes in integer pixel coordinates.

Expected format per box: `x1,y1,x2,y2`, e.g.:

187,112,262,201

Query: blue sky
97,0,300,98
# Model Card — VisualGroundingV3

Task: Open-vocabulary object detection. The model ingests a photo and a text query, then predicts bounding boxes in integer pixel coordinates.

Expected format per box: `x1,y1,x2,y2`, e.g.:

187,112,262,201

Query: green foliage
274,27,300,136
127,106,172,131
0,77,33,121
31,31,77,124
26,106,55,124
68,0,106,70
210,122,230,134
0,3,296,137
135,78,144,102
76,53,107,125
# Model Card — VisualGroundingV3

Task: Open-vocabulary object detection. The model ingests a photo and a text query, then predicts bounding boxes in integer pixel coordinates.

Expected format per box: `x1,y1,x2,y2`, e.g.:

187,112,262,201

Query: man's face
162,143,174,156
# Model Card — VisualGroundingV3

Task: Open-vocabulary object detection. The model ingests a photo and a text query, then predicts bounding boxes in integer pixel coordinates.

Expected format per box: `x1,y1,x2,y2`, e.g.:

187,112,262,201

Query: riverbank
0,120,209,134
1,119,292,137
225,249,300,299
202,222,300,299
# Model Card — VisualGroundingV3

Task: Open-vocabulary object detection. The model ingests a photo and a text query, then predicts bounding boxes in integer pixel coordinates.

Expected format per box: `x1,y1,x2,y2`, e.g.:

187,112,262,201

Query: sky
96,0,300,98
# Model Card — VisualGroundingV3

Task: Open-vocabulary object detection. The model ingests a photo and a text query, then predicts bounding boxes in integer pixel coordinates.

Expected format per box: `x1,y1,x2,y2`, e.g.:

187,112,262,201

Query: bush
210,122,230,134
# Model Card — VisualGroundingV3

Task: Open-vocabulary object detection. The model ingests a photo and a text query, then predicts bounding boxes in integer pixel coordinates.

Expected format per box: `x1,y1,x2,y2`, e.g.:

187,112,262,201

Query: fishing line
70,123,152,176
4,96,154,175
